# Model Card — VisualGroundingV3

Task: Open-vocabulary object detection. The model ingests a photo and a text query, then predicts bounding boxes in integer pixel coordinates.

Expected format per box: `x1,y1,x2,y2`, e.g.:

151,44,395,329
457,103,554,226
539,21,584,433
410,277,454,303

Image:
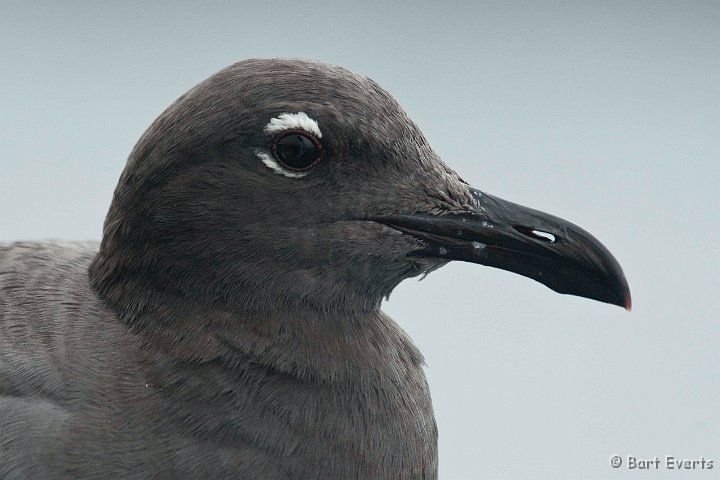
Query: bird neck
127,297,423,385
89,248,421,384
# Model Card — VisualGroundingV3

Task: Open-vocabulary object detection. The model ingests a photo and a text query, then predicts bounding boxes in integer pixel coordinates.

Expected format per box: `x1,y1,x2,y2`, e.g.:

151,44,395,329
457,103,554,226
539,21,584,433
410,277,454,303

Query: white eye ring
257,112,322,178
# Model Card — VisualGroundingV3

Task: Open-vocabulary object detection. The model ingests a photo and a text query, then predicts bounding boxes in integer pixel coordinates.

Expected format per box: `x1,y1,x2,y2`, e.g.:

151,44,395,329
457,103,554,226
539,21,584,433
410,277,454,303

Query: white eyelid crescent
256,151,308,178
263,112,322,138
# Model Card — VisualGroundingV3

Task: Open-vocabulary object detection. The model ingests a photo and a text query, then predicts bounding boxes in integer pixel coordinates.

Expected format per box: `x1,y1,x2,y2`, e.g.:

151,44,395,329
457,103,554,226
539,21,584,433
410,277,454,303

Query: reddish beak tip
624,294,633,311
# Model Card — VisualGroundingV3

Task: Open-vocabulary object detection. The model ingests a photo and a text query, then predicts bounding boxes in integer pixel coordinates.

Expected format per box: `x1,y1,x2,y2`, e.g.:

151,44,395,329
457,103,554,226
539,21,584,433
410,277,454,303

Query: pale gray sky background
1,1,718,478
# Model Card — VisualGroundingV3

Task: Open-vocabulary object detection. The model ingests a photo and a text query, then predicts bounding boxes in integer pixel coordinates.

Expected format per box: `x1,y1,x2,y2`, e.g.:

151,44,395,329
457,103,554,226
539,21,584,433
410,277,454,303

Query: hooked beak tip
623,293,632,311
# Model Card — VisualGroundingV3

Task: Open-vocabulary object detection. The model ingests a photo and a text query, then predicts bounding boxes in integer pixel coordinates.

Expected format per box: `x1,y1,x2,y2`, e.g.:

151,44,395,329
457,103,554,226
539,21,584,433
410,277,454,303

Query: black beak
375,188,631,310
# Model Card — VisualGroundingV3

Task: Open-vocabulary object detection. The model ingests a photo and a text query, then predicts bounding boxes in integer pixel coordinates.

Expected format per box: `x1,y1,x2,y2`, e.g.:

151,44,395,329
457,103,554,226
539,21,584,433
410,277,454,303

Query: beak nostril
514,225,557,243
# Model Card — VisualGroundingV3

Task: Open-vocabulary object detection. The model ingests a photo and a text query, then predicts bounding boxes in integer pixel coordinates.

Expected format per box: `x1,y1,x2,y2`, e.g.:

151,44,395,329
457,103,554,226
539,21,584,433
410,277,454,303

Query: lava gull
0,59,630,479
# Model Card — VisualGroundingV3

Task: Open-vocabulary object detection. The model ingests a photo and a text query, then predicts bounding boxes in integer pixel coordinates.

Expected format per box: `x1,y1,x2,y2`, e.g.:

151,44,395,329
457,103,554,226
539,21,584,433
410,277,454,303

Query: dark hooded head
89,59,629,322
89,59,474,317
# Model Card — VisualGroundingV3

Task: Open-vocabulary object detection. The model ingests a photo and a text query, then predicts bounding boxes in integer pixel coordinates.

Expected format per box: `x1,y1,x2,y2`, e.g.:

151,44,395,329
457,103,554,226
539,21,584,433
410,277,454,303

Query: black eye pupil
274,133,320,170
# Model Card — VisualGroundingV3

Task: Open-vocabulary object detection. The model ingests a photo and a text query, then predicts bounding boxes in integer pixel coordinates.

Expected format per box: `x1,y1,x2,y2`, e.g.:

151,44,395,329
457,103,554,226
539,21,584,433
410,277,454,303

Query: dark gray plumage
0,59,630,479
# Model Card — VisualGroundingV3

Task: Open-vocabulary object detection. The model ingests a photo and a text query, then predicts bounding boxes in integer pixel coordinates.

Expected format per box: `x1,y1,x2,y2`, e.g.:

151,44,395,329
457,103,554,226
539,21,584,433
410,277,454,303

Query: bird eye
272,131,322,171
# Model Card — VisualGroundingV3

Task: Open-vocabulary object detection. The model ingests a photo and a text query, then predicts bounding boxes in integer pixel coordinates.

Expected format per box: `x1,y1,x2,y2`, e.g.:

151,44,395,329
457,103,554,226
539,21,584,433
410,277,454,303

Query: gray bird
0,59,630,479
